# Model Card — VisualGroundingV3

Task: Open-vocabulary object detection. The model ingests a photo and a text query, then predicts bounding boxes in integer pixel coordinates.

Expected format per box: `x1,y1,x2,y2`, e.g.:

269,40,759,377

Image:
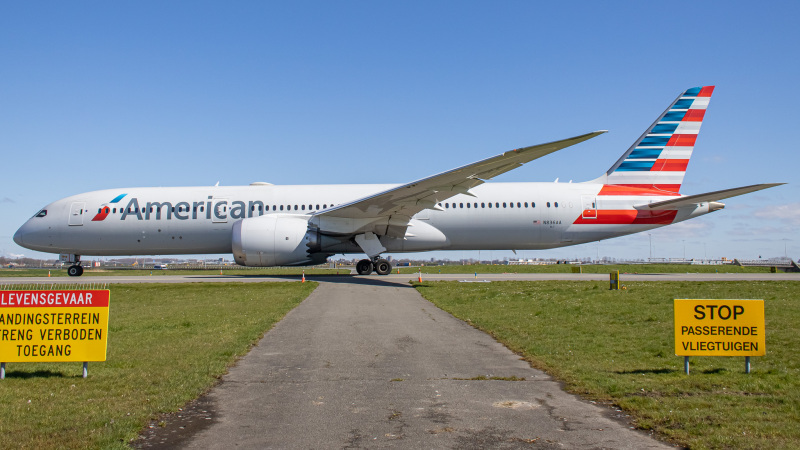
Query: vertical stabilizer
603,86,714,193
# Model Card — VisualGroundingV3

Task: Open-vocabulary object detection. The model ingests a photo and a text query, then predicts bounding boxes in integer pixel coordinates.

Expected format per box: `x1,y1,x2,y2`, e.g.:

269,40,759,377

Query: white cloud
649,220,714,239
728,224,794,237
702,155,726,164
753,203,800,226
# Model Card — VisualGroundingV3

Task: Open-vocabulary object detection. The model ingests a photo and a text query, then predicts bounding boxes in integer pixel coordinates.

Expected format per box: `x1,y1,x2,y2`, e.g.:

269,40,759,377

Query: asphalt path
136,277,670,449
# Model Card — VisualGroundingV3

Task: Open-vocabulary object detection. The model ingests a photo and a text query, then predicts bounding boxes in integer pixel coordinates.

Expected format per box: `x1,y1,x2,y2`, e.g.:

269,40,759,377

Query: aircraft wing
311,130,606,237
636,183,785,210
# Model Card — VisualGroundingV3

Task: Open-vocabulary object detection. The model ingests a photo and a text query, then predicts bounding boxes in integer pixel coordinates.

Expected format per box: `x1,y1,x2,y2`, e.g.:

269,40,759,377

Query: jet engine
232,214,327,267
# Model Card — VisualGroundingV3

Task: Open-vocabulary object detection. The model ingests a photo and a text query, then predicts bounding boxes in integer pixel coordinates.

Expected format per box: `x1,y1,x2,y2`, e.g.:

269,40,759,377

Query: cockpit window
34,209,47,218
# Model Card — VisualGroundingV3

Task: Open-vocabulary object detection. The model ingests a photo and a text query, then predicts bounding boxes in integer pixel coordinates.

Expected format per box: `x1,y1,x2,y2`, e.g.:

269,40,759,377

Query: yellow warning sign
0,290,110,362
674,299,765,356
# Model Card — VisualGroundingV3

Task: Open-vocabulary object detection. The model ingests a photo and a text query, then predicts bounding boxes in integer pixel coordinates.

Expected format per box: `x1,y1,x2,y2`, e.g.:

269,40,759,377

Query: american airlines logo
94,196,261,222
91,194,128,221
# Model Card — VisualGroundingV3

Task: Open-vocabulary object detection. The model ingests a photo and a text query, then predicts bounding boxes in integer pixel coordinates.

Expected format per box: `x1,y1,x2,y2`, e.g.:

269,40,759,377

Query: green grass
399,263,772,274
415,280,800,449
0,267,347,277
0,282,316,449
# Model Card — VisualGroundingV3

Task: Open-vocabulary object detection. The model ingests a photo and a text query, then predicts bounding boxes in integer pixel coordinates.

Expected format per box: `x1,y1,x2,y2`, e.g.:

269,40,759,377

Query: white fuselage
14,182,714,259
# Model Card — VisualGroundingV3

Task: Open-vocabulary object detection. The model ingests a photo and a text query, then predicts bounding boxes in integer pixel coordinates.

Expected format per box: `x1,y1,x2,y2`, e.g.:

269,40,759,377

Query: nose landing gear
60,254,84,277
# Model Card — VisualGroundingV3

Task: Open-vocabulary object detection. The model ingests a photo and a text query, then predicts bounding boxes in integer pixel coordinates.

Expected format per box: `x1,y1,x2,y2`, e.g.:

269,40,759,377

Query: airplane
14,86,783,276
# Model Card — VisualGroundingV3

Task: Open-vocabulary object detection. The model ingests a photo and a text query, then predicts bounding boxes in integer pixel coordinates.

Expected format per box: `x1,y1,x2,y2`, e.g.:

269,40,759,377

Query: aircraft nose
13,223,27,246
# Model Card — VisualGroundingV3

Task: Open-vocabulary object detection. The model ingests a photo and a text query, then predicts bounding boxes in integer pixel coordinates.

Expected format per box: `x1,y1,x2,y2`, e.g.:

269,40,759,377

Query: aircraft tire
67,265,83,277
374,259,392,276
356,259,373,275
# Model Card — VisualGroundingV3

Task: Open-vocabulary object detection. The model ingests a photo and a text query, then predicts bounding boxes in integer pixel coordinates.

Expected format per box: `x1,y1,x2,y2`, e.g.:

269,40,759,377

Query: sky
1,1,799,263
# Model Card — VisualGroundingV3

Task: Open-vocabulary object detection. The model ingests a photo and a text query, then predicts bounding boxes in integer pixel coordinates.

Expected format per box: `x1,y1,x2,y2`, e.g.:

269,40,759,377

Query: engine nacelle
232,214,322,267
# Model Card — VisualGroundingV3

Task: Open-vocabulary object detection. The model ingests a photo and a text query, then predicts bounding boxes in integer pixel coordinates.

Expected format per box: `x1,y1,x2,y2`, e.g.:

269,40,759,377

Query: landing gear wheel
374,259,392,276
67,265,84,277
356,259,373,275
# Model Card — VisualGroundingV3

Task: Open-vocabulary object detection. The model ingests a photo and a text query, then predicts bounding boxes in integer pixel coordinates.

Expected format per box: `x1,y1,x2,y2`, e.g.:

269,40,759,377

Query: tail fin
602,86,714,193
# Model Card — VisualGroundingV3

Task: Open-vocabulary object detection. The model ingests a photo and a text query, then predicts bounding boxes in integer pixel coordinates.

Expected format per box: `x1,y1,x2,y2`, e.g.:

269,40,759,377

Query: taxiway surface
3,271,799,285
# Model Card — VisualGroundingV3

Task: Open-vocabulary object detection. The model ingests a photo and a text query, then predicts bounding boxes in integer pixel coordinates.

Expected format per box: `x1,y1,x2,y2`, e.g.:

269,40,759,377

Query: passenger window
323,204,327,209
488,203,492,208
524,202,528,208
509,202,513,208
280,205,284,211
547,202,551,208
316,204,320,210
481,203,485,208
517,202,521,208
555,202,559,208
495,202,499,208
466,203,470,208
503,202,507,208
474,203,478,208
294,205,298,211
445,203,449,208
302,205,306,210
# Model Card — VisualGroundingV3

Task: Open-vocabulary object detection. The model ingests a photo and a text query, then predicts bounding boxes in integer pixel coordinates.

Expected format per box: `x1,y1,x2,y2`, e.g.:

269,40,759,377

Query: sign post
609,271,620,290
0,290,110,378
674,299,765,374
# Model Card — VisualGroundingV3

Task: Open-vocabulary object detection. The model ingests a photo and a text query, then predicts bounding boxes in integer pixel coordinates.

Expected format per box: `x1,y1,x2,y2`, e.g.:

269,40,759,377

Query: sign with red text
674,299,764,356
0,290,110,362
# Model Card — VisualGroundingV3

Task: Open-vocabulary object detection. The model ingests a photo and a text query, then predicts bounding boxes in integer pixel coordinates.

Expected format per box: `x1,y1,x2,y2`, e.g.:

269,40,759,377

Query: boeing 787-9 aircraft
14,86,782,276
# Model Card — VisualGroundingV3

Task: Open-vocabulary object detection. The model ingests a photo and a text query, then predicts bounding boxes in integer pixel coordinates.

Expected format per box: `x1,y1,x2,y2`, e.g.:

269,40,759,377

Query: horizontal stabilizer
636,183,785,210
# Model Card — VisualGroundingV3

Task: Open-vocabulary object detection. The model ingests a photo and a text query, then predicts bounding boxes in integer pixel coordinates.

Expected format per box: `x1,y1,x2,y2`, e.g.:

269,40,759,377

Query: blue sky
2,1,798,262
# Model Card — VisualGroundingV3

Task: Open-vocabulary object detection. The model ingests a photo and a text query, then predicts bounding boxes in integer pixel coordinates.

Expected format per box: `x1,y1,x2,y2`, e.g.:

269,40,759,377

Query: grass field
0,282,316,449
415,280,800,449
0,267,346,277
398,263,773,274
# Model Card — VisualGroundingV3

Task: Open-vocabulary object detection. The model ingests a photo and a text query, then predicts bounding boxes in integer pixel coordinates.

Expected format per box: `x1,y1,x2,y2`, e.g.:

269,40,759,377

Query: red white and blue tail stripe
602,86,714,193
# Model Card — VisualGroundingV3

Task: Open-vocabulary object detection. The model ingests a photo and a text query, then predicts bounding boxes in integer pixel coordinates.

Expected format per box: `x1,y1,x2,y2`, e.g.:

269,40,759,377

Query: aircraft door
69,202,86,226
581,195,597,219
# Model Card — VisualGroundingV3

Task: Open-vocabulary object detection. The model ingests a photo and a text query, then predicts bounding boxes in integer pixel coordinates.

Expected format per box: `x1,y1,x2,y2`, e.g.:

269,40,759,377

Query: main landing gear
356,258,392,276
67,265,84,277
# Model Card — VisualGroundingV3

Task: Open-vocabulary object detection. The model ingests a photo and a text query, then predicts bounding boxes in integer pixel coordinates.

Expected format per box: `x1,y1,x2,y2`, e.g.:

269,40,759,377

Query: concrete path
154,278,672,449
